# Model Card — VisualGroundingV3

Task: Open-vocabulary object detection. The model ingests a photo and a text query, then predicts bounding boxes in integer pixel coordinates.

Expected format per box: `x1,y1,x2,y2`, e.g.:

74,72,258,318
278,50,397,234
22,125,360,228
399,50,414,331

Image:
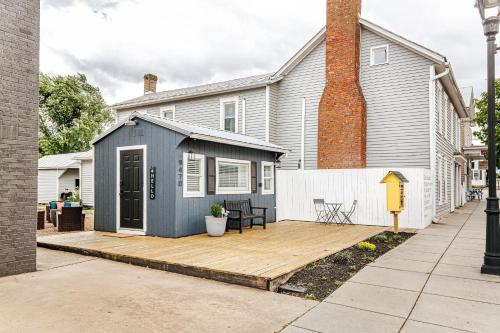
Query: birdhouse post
380,171,409,234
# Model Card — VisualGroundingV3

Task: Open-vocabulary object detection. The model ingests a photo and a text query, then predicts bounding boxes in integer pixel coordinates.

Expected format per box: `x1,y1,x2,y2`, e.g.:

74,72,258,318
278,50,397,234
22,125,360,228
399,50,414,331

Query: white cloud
41,0,494,105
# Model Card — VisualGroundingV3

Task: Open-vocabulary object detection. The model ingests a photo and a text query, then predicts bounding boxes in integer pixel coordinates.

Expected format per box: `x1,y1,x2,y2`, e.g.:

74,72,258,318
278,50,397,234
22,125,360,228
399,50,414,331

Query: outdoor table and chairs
313,199,356,225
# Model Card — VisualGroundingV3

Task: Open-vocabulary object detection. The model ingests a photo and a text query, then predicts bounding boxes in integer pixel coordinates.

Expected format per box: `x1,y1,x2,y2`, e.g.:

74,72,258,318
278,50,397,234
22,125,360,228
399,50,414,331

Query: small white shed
37,151,94,206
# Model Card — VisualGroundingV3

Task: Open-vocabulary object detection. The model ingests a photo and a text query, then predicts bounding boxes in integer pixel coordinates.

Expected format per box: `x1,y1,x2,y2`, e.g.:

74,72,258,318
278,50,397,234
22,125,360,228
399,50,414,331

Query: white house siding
57,168,79,197
275,41,325,170
115,88,268,141
80,160,94,206
37,169,59,203
360,29,432,168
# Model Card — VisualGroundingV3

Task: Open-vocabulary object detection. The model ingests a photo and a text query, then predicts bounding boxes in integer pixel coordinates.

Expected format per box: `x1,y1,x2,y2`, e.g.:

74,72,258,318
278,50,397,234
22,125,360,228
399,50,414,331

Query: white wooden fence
276,168,433,229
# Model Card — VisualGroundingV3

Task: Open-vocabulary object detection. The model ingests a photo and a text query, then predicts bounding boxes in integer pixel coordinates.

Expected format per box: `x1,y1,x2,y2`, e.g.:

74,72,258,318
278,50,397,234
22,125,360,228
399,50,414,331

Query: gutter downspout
429,63,450,223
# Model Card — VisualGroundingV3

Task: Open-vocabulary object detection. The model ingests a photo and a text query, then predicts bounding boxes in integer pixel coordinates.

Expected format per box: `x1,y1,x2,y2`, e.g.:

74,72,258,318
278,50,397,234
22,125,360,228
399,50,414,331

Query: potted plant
68,187,81,207
205,204,228,237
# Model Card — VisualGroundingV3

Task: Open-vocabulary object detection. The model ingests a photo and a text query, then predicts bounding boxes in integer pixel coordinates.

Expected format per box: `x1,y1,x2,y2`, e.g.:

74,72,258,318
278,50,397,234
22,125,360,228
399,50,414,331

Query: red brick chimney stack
144,73,158,94
317,0,367,169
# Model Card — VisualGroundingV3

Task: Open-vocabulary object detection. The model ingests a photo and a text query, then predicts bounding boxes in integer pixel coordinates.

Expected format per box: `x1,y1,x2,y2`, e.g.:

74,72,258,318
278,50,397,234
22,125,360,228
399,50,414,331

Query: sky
40,0,495,106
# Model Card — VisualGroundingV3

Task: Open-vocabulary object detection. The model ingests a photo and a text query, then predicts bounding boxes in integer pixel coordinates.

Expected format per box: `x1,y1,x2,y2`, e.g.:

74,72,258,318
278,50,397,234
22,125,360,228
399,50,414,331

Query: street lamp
476,0,500,276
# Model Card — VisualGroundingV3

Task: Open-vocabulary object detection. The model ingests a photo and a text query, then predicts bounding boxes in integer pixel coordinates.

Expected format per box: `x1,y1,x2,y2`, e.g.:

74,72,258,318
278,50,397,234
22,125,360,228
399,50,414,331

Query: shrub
358,241,377,252
211,204,222,218
372,233,388,243
391,234,404,243
362,255,376,263
333,250,355,265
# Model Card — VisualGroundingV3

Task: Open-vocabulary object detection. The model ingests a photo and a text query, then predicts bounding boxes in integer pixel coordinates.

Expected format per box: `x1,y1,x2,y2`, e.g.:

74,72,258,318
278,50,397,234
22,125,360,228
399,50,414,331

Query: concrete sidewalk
0,248,316,333
282,201,500,333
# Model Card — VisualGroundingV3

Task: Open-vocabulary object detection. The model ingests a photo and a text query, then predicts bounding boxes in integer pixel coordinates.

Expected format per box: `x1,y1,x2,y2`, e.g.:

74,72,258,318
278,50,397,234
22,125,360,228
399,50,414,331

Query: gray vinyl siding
175,140,276,238
269,84,279,144
94,120,276,238
115,88,268,141
360,29,432,168
94,121,184,237
275,41,325,170
435,80,458,217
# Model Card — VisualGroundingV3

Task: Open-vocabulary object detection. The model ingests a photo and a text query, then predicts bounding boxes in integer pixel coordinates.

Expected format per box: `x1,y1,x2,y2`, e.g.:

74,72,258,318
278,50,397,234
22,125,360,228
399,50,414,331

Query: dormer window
160,105,175,120
370,45,389,66
220,97,239,132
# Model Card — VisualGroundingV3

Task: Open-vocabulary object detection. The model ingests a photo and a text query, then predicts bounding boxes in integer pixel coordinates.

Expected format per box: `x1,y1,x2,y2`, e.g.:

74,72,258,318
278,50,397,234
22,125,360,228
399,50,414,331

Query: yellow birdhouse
380,171,409,233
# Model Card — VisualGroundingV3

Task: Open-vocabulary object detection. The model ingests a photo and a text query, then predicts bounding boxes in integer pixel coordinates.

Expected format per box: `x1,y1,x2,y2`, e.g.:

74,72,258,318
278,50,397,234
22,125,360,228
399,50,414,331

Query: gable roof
73,150,93,160
113,73,279,111
112,17,466,116
38,152,82,170
92,113,288,154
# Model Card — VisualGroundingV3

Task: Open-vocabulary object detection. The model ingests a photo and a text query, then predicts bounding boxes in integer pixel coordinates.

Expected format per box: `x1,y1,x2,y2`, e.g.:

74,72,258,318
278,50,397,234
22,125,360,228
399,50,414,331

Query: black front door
120,149,144,230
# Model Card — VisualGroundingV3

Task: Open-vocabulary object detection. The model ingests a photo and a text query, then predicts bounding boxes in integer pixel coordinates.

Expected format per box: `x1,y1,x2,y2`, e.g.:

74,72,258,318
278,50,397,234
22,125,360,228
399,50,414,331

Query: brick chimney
317,0,366,169
143,73,158,94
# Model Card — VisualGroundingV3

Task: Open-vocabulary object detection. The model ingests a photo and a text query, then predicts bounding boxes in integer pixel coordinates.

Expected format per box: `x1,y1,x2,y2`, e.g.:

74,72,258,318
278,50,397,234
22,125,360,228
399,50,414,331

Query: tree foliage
39,73,113,157
473,78,500,165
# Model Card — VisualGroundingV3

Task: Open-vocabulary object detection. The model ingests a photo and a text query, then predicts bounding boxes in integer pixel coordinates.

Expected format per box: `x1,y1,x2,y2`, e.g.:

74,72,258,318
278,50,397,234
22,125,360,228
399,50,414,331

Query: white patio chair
313,199,330,224
339,200,357,225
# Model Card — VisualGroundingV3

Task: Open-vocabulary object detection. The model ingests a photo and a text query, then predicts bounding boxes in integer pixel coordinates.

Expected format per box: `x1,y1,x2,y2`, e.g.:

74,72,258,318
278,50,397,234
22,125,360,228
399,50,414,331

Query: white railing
276,168,433,229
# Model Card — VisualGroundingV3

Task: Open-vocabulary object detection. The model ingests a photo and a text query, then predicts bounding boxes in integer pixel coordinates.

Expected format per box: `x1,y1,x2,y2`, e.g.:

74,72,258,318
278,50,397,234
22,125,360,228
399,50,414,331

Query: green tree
473,78,500,166
39,73,113,157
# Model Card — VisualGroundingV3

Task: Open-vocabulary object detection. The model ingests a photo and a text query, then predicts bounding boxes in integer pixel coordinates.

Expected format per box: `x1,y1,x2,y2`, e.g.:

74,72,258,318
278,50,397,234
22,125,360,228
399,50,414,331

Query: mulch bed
278,231,414,301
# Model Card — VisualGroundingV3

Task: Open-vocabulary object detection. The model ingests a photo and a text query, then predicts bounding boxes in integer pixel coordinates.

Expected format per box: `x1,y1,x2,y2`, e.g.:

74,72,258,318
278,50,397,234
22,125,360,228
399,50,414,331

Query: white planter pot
205,216,227,237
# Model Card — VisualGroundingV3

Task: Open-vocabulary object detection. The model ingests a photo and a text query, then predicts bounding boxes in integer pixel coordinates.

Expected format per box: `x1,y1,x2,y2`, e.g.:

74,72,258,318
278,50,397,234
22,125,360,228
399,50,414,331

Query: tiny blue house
92,113,287,238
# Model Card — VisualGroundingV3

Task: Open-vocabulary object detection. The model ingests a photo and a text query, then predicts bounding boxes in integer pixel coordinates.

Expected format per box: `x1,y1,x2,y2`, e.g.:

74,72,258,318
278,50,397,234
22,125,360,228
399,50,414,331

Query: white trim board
115,145,148,236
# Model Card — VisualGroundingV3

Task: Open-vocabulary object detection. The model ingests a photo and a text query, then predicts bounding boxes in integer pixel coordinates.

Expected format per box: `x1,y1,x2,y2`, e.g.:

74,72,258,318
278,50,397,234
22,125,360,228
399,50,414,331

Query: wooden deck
37,221,386,290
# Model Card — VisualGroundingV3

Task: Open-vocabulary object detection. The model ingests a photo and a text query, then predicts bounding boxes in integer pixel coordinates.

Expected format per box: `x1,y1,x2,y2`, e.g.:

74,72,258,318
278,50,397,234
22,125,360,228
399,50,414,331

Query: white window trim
261,161,275,195
160,105,176,120
183,153,205,198
220,96,239,133
370,44,389,66
115,145,147,236
215,157,251,195
241,98,246,134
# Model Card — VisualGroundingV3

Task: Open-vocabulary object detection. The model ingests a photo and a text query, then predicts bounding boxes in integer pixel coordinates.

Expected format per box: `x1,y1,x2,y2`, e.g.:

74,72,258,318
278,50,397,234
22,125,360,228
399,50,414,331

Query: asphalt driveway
0,248,316,333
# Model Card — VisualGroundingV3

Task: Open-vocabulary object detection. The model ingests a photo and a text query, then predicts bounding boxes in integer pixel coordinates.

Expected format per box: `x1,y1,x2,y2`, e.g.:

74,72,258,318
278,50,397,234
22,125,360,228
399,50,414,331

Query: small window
183,153,205,198
220,97,238,132
160,105,175,120
216,158,250,194
370,45,389,66
262,162,274,195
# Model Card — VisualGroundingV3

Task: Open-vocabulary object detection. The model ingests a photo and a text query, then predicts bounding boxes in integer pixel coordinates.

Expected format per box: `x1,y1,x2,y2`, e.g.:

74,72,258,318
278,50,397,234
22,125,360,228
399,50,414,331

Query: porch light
188,150,196,161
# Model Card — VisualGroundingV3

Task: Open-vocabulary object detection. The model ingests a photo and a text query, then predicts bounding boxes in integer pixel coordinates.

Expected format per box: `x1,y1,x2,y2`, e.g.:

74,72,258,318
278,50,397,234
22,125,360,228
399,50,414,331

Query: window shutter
251,161,257,193
207,157,216,195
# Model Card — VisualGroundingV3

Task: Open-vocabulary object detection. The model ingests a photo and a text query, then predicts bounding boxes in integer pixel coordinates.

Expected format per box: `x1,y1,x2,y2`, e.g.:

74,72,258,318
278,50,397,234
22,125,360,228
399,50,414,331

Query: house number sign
149,167,156,200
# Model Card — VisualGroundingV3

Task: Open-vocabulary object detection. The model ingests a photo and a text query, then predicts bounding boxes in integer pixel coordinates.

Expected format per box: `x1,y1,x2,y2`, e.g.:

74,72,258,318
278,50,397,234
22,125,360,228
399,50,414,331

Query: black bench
224,199,267,234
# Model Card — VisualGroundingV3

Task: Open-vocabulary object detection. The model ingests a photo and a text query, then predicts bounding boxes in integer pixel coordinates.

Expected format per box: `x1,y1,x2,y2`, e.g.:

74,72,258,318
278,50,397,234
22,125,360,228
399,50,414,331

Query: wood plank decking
37,221,386,290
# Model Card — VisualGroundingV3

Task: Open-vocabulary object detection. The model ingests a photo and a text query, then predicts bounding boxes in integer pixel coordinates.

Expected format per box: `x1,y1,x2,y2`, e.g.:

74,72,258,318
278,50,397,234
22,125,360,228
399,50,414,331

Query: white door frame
116,145,147,236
